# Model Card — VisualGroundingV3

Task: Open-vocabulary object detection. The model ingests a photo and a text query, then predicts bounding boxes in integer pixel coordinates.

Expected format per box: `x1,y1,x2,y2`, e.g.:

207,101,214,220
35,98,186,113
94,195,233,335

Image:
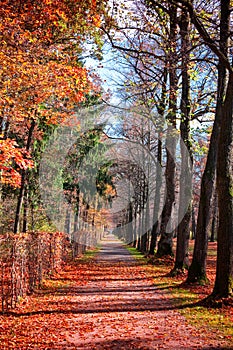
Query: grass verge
76,244,101,263
125,245,146,263
125,244,233,345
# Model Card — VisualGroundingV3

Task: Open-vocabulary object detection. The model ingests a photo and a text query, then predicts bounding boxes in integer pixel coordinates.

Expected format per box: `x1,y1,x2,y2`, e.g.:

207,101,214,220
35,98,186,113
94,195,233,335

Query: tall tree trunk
22,185,28,233
187,0,228,284
137,234,141,251
212,71,233,298
210,189,218,242
132,200,138,247
14,119,35,234
149,66,167,255
172,8,193,273
191,205,196,240
157,4,178,257
140,171,148,253
149,138,162,254
30,200,35,232
127,201,133,243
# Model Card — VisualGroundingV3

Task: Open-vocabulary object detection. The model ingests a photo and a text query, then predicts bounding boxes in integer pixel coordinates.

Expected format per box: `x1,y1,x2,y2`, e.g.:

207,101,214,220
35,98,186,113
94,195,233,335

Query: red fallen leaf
0,239,232,350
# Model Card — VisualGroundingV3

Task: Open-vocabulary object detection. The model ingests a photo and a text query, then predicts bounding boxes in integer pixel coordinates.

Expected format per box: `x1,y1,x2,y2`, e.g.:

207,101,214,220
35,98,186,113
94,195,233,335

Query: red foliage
0,139,33,187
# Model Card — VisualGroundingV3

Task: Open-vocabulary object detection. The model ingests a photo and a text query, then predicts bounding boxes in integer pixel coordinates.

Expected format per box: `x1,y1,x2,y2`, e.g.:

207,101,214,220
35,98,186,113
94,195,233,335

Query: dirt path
0,234,231,349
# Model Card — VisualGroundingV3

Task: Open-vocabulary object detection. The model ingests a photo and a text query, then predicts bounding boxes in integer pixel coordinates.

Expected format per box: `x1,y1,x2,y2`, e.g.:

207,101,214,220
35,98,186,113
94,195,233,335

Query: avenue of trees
0,0,232,307
101,0,232,299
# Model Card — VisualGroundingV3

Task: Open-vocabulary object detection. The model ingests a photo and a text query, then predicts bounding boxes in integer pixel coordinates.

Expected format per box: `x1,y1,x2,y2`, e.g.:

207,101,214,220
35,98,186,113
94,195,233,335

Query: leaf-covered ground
0,235,232,349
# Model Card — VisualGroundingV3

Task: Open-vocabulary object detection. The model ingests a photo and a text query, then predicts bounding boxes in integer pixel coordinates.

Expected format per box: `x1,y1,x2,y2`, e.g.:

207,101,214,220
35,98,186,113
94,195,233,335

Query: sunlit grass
125,245,146,263
84,245,101,258
125,244,233,344
73,244,101,263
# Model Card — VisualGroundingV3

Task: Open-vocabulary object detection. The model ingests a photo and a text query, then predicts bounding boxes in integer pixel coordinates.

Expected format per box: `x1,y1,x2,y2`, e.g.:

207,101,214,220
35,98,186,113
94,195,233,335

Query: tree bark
157,4,178,257
149,65,167,255
213,71,233,298
210,189,218,242
172,8,193,273
14,119,35,234
22,185,28,233
191,205,196,240
187,0,228,284
149,138,162,254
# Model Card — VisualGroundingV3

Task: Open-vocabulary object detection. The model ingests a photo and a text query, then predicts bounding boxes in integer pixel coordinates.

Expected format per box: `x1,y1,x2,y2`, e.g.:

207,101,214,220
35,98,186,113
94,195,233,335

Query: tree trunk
14,171,26,234
149,138,162,254
140,180,148,253
14,119,35,233
172,8,193,273
140,232,147,253
210,189,218,242
191,205,196,240
126,201,133,243
22,185,28,233
137,235,141,251
157,4,178,257
187,0,228,284
156,127,176,257
30,200,35,231
212,71,233,298
174,134,192,272
149,66,167,255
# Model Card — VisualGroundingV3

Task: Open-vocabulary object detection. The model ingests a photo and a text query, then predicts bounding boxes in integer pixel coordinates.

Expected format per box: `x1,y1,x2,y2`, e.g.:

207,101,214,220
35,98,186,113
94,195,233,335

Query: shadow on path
2,234,231,350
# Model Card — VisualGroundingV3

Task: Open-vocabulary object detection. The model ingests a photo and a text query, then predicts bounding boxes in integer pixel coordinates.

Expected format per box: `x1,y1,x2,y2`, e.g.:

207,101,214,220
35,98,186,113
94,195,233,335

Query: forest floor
0,234,232,350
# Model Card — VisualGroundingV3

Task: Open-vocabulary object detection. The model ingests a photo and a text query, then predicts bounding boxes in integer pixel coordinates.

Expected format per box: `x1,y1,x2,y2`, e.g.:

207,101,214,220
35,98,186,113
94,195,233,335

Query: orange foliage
0,138,33,187
0,0,104,186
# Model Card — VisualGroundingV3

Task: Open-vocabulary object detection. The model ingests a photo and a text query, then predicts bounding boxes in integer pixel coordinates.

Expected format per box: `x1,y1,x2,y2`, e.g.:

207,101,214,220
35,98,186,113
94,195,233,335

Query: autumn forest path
1,234,231,349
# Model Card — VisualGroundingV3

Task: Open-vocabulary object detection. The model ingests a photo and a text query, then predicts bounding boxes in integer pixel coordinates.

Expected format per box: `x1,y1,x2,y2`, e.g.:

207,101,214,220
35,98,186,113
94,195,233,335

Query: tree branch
148,0,233,72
